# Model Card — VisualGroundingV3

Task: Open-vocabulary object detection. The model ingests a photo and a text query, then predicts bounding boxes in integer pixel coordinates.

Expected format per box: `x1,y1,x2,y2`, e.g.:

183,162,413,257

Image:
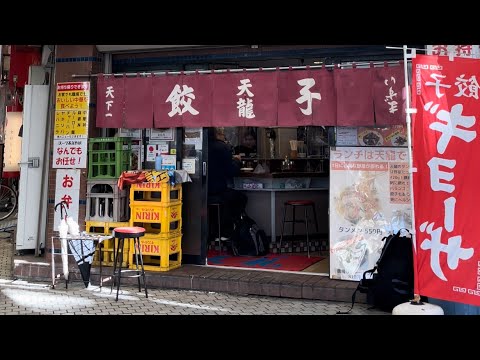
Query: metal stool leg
304,206,310,258
110,238,119,294
291,205,296,252
133,238,142,292
115,238,124,301
217,204,222,254
279,203,288,253
310,203,320,255
136,236,148,298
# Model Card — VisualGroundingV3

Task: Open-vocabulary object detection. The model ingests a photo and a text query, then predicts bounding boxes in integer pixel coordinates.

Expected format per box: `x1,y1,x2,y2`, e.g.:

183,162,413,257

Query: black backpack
230,213,269,256
338,229,415,314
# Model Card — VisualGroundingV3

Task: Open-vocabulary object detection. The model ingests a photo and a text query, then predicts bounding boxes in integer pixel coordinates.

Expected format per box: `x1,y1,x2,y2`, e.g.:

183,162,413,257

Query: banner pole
402,45,421,303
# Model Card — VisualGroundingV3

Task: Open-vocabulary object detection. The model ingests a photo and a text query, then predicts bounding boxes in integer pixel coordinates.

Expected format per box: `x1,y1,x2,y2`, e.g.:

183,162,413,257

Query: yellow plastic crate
87,221,129,267
129,222,181,239
130,182,182,205
129,202,182,232
128,234,182,271
93,238,130,267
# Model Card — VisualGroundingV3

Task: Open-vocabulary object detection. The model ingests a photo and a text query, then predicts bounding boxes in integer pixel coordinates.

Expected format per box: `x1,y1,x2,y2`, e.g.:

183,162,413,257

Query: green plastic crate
88,137,132,179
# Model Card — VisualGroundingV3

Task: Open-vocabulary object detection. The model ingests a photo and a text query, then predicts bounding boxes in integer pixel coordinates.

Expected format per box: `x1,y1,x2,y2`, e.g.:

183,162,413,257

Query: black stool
111,226,148,301
279,200,319,258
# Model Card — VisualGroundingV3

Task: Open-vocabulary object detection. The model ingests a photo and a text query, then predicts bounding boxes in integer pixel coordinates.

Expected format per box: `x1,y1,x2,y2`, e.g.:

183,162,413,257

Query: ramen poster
329,146,412,281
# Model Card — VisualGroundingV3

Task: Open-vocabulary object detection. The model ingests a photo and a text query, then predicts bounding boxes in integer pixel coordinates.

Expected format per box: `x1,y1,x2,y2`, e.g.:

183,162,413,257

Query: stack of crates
128,177,183,271
87,137,133,267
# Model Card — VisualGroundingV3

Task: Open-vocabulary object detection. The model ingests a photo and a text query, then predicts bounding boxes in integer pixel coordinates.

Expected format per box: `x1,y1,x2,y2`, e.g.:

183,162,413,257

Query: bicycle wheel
0,184,17,221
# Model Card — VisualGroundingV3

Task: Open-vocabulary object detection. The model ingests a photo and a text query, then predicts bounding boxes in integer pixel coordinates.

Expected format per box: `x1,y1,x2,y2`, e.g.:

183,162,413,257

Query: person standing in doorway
208,127,247,240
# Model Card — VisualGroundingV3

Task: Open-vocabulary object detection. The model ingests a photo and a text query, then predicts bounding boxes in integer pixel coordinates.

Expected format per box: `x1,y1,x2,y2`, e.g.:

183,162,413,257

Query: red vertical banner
152,74,183,128
180,72,213,127
413,54,480,306
212,72,246,127
124,76,154,128
373,64,406,126
277,69,313,126
96,75,124,128
311,68,337,126
334,66,375,126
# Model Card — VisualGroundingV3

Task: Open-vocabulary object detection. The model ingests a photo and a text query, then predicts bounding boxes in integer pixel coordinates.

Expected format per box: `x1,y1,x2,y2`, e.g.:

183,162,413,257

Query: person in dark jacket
234,130,257,158
208,127,247,239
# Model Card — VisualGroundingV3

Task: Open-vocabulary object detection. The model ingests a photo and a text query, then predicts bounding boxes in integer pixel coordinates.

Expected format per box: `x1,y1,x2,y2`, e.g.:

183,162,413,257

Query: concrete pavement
0,278,386,315
1,226,387,315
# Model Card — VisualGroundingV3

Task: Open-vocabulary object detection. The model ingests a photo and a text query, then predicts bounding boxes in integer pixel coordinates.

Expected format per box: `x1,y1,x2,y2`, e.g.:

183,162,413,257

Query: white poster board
54,169,81,231
329,146,412,281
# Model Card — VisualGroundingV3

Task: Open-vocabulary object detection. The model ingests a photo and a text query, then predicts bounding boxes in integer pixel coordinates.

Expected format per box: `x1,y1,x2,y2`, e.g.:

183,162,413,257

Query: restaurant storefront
43,45,411,282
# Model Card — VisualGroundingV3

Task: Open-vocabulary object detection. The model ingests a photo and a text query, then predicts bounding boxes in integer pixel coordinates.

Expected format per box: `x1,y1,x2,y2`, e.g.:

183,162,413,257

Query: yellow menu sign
54,82,90,138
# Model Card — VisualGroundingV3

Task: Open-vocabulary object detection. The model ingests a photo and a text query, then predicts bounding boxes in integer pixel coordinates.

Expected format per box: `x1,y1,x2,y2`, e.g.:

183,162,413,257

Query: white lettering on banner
166,84,199,117
236,79,255,119
426,102,477,154
425,73,452,98
296,78,321,116
427,157,456,193
384,76,399,114
420,222,474,281
105,85,114,117
454,74,480,99
444,197,456,232
417,67,477,282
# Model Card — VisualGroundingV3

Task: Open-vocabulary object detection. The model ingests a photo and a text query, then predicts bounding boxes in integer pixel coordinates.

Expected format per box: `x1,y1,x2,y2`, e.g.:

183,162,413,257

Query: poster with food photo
329,146,412,281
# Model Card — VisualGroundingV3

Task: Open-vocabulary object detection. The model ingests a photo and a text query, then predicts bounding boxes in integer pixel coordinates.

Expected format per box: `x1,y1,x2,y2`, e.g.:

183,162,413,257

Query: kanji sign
96,67,403,129
96,75,125,128
412,54,480,306
52,139,87,169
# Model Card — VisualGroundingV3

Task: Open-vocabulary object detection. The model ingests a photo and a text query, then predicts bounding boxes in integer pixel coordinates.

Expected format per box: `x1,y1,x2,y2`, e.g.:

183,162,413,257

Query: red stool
111,226,148,301
279,200,319,257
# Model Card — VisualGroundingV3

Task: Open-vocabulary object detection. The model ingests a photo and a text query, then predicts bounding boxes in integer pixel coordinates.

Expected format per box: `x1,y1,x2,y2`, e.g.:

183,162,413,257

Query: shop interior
206,125,332,275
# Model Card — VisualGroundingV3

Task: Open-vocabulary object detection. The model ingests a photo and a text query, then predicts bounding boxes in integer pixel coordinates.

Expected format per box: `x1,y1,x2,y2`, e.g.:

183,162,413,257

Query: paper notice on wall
161,155,176,170
184,127,202,150
336,127,358,146
146,144,157,162
182,158,196,174
150,128,174,141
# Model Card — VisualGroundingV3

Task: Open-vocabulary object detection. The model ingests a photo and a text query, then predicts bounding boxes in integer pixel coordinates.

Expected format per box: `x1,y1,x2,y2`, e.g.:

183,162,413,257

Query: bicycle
0,182,17,221
0,143,18,222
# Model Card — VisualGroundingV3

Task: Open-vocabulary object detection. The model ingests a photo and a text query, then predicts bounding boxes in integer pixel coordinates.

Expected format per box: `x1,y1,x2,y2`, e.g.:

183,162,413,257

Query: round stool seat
113,226,145,239
286,200,314,206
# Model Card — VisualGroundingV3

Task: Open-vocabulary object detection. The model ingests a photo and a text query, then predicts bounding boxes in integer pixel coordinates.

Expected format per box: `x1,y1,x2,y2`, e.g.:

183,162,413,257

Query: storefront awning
94,63,406,129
